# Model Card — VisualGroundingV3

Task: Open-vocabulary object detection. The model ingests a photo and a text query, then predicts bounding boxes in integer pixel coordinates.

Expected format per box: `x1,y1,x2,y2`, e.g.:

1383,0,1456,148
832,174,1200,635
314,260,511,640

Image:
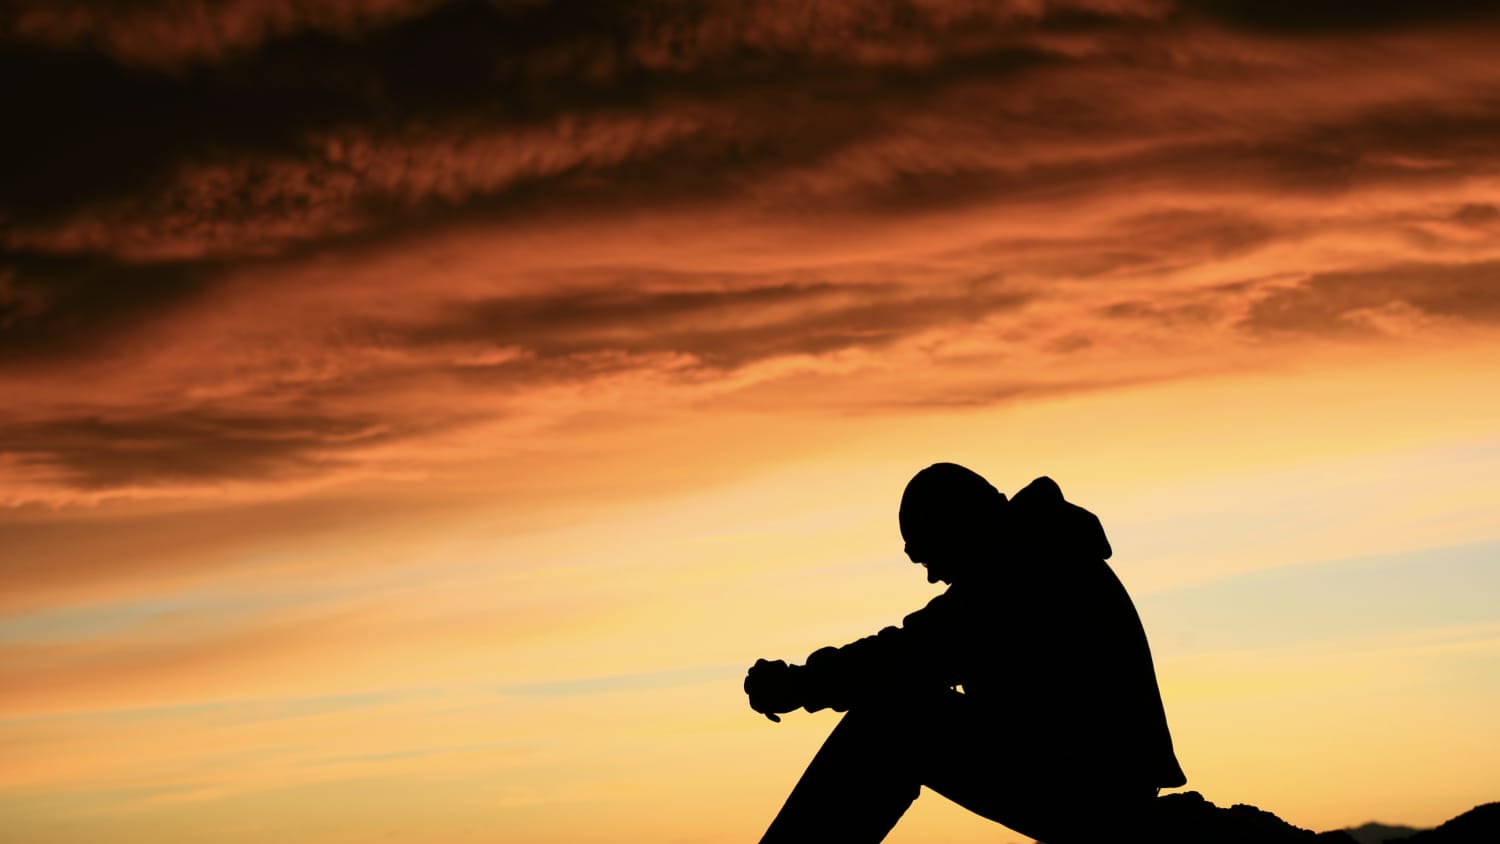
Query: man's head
899,463,1006,584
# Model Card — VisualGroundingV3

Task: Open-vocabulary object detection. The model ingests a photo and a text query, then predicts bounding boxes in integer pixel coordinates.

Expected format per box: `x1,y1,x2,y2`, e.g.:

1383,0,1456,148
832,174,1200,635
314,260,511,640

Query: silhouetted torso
748,468,1186,843
798,566,1183,790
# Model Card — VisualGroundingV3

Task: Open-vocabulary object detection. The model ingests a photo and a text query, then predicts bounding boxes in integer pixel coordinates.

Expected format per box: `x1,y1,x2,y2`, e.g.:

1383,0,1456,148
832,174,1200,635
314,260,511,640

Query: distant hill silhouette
1343,821,1425,844
1384,802,1500,844
1033,792,1500,844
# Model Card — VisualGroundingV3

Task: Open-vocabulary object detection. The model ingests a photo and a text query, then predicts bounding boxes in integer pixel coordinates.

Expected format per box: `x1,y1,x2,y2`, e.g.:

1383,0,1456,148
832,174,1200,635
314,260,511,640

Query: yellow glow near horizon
9,8,1500,838
5,338,1498,841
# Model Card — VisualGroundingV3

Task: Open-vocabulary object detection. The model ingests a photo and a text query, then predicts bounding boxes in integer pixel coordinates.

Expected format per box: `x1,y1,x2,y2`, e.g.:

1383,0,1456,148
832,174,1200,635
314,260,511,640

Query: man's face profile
899,462,1001,586
903,538,966,584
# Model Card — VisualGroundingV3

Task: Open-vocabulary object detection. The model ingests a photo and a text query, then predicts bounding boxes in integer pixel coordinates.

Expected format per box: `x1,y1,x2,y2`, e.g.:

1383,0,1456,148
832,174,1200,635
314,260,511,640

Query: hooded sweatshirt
796,476,1187,791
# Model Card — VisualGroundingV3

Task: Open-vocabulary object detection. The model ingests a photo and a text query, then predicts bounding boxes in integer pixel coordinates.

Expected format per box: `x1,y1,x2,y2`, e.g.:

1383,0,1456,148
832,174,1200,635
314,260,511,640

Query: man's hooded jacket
793,477,1187,791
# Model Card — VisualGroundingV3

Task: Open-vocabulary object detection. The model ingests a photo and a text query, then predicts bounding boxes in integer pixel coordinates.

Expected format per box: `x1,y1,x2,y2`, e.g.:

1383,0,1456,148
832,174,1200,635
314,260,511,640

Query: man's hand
744,658,803,723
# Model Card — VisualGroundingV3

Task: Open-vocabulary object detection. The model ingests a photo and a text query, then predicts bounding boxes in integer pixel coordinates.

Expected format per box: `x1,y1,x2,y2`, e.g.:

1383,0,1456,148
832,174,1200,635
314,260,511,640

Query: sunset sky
3,2,1500,841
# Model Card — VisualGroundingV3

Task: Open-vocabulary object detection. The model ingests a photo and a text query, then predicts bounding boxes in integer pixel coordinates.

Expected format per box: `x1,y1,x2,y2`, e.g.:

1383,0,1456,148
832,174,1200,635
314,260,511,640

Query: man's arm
745,593,962,719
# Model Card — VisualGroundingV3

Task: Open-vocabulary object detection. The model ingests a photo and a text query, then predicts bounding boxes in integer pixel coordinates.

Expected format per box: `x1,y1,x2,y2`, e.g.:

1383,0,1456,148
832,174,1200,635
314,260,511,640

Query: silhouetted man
744,463,1186,843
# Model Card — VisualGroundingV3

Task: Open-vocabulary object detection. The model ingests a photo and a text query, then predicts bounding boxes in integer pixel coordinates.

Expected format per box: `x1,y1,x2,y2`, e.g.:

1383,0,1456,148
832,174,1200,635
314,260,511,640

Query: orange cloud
5,7,1500,842
9,0,443,68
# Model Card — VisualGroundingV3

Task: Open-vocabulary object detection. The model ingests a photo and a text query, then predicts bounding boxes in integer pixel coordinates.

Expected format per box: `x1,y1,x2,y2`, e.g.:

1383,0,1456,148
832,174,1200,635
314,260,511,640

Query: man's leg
757,704,925,844
757,692,1156,844
924,768,1156,844
920,735,1158,844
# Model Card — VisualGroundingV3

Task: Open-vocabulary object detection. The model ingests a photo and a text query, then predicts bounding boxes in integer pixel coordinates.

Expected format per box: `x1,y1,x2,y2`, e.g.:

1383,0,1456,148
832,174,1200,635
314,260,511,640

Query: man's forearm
799,624,948,711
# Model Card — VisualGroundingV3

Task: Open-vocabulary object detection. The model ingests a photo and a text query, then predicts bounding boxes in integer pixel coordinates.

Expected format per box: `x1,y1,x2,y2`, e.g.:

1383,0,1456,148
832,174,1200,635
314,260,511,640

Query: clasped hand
744,658,803,722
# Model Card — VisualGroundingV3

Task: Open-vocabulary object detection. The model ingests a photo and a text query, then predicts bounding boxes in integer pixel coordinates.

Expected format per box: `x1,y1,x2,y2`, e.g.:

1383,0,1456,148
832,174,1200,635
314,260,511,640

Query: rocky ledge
1138,791,1499,844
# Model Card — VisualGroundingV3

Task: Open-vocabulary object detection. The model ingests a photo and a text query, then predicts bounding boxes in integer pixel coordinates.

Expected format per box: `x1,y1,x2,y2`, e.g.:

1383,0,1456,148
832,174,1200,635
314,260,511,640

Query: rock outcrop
1148,791,1358,843
1105,793,1500,844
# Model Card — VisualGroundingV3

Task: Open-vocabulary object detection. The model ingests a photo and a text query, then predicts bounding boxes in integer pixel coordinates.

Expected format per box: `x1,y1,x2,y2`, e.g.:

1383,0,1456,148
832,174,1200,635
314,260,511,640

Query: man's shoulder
901,586,979,628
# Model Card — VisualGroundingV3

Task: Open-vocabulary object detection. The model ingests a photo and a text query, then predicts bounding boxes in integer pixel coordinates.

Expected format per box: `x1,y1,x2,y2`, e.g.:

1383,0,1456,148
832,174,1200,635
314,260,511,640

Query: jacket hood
1007,476,1113,560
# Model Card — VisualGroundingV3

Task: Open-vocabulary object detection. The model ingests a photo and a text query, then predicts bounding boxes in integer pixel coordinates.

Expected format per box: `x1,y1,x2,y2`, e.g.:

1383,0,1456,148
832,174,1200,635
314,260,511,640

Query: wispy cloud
4,6,1500,840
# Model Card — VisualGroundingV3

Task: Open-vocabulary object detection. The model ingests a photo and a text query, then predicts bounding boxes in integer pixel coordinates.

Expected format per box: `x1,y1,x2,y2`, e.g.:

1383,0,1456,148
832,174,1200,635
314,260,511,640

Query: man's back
746,466,1186,844
797,559,1185,788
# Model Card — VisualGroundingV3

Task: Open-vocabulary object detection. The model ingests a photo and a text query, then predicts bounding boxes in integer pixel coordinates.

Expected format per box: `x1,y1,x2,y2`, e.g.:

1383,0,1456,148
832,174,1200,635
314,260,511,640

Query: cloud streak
4,10,1500,842
3,1,1500,510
